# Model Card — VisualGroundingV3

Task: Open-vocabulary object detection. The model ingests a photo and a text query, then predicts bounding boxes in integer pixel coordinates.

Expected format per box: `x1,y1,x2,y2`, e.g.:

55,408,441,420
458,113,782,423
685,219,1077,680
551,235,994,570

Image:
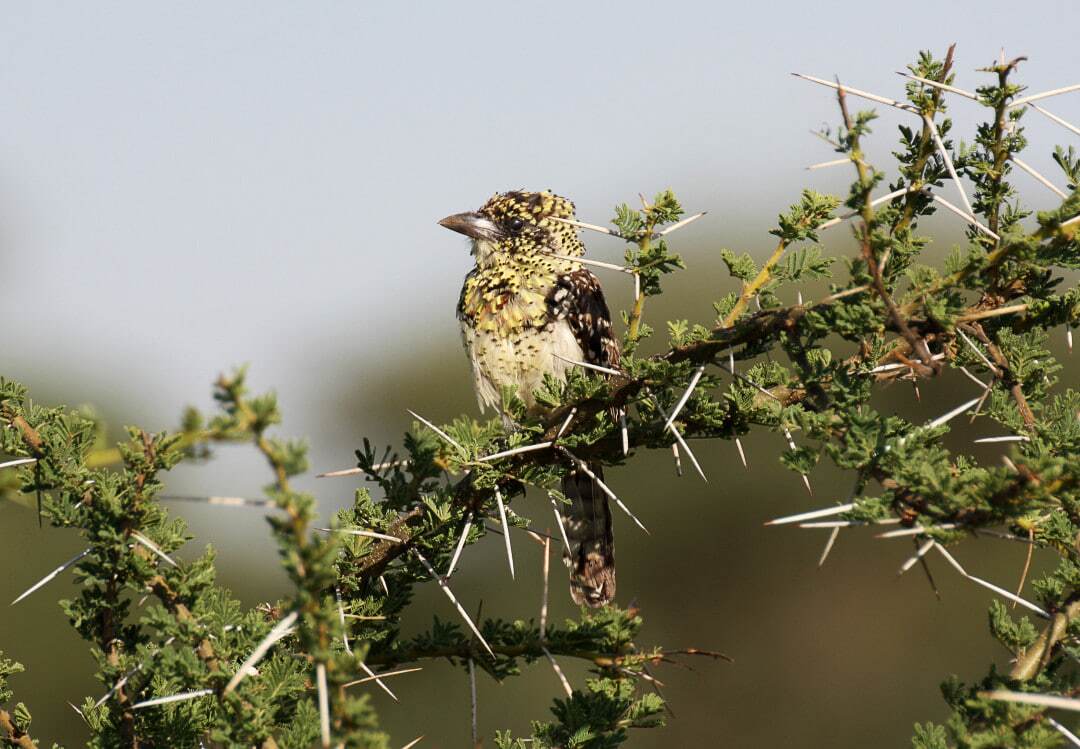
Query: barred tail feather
561,464,616,607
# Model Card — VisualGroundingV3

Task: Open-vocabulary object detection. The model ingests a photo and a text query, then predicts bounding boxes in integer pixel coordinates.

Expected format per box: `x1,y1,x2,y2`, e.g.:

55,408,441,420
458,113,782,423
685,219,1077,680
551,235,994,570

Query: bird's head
439,190,585,267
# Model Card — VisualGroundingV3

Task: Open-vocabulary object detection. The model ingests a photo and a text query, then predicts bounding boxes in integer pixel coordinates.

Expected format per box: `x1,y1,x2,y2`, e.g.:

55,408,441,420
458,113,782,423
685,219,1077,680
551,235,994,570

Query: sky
1,1,1079,745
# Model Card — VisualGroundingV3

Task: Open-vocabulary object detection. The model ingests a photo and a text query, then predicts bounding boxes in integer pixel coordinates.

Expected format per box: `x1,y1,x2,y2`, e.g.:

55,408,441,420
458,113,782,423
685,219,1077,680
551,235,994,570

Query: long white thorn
343,667,422,689
619,409,629,456
974,435,1030,444
930,194,999,241
982,690,1080,712
446,512,473,578
793,73,918,112
897,72,978,101
560,449,649,533
318,527,403,543
477,442,553,462
159,494,272,507
0,457,37,470
932,542,968,576
878,524,958,538
542,647,573,697
131,532,178,568
957,330,999,373
494,488,515,580
317,663,331,748
556,408,577,440
819,188,911,231
548,215,621,238
399,736,425,749
967,574,1049,617
1011,83,1080,108
542,250,635,274
317,460,405,478
413,550,494,658
765,503,855,527
12,548,90,605
648,390,707,483
781,427,812,496
224,610,299,694
1030,104,1080,137
663,366,706,432
407,410,464,453
957,365,991,390
658,210,707,236
923,115,976,219
1011,156,1069,199
132,689,214,709
898,539,935,575
1048,717,1080,746
552,353,624,377
818,527,840,567
357,660,399,701
927,396,984,429
540,535,551,634
549,494,572,553
806,158,851,171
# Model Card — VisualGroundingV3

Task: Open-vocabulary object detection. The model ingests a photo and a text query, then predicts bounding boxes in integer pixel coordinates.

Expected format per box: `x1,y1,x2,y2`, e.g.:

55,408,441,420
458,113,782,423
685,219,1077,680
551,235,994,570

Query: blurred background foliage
1,1,1078,746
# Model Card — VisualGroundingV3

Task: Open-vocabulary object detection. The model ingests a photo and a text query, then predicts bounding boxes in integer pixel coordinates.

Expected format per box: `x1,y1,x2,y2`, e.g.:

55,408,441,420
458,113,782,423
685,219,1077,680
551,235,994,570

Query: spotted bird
440,190,620,607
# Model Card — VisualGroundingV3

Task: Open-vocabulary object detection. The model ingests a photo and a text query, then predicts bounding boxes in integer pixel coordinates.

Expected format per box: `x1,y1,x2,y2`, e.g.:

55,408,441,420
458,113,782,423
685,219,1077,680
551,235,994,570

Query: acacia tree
2,47,1080,748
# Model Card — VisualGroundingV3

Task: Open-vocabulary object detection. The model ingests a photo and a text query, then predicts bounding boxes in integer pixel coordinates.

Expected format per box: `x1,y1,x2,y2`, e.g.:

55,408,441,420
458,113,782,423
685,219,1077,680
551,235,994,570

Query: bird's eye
508,217,525,233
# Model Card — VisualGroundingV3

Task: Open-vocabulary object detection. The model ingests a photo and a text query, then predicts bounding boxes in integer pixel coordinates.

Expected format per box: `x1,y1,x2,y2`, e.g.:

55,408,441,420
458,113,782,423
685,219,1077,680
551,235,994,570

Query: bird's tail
561,463,616,607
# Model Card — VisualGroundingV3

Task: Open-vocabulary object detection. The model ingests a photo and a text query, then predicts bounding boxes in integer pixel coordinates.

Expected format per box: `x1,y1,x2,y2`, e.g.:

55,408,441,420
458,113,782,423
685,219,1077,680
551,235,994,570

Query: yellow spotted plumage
440,190,621,607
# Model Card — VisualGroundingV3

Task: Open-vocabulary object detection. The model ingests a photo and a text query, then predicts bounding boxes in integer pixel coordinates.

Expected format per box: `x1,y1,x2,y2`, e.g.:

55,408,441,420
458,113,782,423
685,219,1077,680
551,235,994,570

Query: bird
439,190,620,607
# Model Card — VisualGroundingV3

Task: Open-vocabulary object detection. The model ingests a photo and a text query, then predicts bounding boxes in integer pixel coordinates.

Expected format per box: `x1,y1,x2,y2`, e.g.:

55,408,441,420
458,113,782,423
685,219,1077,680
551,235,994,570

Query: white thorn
494,488,515,580
12,548,90,605
1011,156,1069,199
957,330,998,373
671,443,683,476
1010,83,1080,108
957,365,991,391
343,667,422,689
818,527,840,567
982,690,1080,712
648,389,708,483
765,503,855,526
819,188,912,231
793,73,918,112
898,539,935,574
317,527,403,543
478,441,554,462
399,736,425,749
806,158,851,171
560,448,649,533
556,408,577,440
548,215,621,238
379,575,390,596
1030,104,1080,137
224,610,299,694
663,365,706,432
927,396,984,429
356,660,399,701
973,435,1030,444
549,494,572,553
930,193,999,241
317,460,406,478
897,72,978,101
619,409,629,456
132,689,214,709
658,210,707,236
540,535,550,634
131,531,178,568
408,410,465,453
159,494,272,507
542,249,635,274
446,512,473,578
923,115,976,216
413,550,494,658
0,457,37,470
877,524,958,538
542,646,573,697
1048,717,1080,746
870,353,946,374
317,663,331,748
552,352,625,377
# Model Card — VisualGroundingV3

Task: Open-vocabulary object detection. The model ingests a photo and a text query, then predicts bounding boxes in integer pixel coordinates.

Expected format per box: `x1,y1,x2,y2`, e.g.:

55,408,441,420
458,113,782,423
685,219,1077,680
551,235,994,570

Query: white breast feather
462,319,583,413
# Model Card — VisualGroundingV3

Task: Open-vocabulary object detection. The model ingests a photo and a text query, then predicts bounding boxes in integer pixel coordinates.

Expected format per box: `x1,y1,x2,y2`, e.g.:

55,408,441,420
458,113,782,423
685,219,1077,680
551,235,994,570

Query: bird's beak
438,212,499,241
